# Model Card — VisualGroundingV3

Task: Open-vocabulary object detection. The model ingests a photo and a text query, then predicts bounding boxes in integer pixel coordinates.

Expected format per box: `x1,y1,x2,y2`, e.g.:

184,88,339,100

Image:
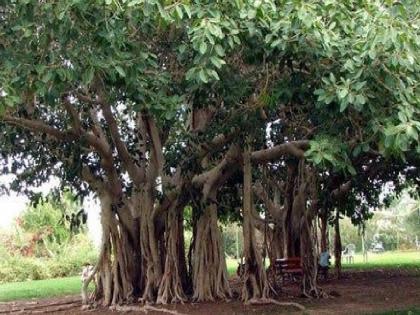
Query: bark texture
241,149,274,302
192,202,231,301
157,201,189,304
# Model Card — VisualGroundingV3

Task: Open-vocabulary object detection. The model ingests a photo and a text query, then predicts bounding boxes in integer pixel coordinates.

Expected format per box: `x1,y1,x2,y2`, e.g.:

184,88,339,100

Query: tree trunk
157,200,189,304
94,193,140,306
192,201,231,301
139,186,163,302
285,161,299,257
319,210,329,253
241,149,273,302
300,210,320,298
334,210,342,278
273,187,285,259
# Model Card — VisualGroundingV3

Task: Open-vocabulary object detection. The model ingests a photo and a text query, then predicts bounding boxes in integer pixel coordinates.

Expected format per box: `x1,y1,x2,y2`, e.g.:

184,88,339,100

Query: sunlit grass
341,251,420,270
0,276,93,302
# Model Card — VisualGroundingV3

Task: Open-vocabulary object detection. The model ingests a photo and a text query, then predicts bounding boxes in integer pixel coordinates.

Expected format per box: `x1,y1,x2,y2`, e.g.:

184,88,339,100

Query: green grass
341,251,420,270
0,276,93,302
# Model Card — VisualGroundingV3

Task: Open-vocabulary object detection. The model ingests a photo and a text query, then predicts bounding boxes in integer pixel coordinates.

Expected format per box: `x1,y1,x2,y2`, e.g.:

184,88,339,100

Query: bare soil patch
1,270,419,315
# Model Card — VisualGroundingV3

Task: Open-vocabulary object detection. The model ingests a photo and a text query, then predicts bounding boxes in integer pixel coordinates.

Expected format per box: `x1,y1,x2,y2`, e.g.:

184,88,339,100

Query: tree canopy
0,0,419,306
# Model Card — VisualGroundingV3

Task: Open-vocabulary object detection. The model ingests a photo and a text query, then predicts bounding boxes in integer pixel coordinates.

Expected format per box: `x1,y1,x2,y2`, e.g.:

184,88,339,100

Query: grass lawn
341,251,420,270
1,251,418,302
0,276,93,302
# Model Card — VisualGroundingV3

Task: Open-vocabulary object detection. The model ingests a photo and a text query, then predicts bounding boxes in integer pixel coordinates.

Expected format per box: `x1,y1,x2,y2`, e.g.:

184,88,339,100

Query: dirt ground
1,270,420,315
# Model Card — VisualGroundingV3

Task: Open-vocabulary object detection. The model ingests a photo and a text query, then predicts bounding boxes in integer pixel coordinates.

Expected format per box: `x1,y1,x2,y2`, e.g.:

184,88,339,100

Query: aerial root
246,298,306,311
115,305,187,315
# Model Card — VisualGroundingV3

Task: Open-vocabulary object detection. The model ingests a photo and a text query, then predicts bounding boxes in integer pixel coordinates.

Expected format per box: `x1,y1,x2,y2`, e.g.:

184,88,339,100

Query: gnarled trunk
139,186,163,302
241,149,273,302
300,211,320,298
295,163,322,298
192,201,231,301
94,193,140,306
157,200,189,304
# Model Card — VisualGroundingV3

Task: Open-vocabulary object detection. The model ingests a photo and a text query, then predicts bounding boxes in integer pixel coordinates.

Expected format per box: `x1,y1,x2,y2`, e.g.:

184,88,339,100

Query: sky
0,175,102,246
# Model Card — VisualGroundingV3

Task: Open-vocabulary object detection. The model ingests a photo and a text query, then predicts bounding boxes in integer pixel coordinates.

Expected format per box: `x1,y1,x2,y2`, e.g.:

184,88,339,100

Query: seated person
318,251,330,279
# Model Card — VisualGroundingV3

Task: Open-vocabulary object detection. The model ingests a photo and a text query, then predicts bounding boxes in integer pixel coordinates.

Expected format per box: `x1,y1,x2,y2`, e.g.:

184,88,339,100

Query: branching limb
251,140,309,162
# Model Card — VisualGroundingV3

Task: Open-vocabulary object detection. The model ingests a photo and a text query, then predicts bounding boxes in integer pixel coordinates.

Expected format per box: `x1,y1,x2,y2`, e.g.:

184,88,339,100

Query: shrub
0,234,98,283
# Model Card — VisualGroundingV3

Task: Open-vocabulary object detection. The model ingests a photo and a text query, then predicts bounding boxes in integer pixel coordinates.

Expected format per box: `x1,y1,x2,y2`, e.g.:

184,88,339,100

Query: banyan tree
0,0,419,307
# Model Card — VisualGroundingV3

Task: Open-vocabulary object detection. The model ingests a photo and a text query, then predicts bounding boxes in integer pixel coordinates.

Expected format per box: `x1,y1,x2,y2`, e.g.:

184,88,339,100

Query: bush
0,234,98,283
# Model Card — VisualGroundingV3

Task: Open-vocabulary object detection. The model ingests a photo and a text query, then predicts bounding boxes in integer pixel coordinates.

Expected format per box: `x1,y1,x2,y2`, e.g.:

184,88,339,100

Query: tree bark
138,186,163,302
192,201,231,301
284,162,299,257
334,209,342,279
94,192,140,306
241,149,273,302
319,210,329,253
157,200,189,304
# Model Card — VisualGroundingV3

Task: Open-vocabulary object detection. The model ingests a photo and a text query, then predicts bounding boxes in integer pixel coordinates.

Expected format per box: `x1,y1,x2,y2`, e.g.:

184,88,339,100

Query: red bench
275,257,303,281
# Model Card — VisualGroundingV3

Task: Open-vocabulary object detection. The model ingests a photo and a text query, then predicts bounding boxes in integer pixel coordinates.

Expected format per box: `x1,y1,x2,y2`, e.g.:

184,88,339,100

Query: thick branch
192,144,241,201
251,140,309,162
1,115,76,141
99,99,145,184
147,115,164,179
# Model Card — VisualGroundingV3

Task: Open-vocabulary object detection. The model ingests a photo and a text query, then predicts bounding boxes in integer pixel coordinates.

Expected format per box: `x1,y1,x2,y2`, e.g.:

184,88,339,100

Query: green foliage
0,190,95,283
0,234,97,283
16,189,87,254
340,189,420,251
305,136,356,175
222,224,243,259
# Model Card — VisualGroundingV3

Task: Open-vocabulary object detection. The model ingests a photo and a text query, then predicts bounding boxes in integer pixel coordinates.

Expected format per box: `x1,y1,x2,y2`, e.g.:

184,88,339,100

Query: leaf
406,125,418,140
82,68,94,85
270,39,281,48
114,65,126,77
248,9,257,19
355,94,366,105
210,56,222,69
42,71,54,83
398,112,407,123
199,41,207,55
198,69,208,83
353,145,362,157
209,69,220,80
175,5,183,19
340,101,348,112
214,44,225,57
183,4,192,18
347,165,357,176
338,88,349,99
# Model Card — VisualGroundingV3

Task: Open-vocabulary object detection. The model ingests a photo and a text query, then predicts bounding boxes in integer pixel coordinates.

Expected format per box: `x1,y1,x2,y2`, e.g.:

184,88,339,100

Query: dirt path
1,270,419,315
